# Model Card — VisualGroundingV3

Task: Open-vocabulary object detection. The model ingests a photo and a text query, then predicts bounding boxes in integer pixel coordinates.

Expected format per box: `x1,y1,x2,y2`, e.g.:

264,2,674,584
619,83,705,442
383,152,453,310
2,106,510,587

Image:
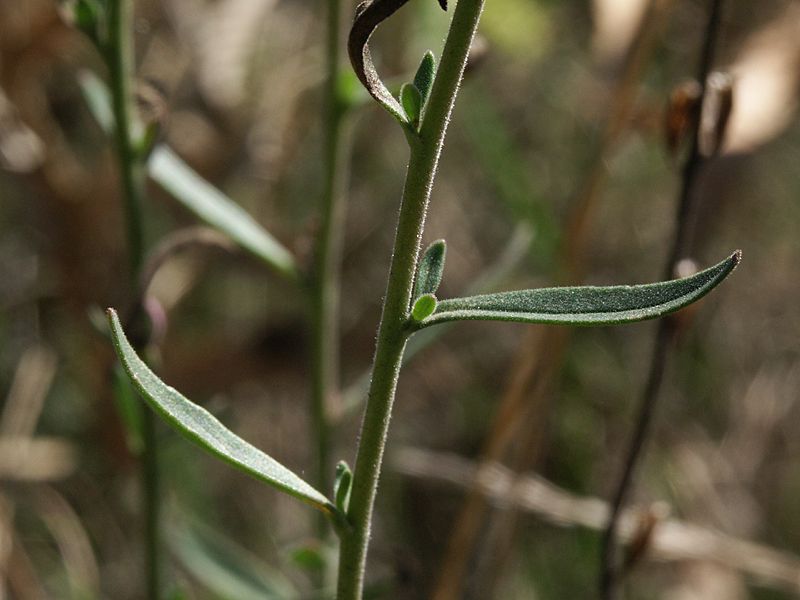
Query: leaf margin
413,251,741,329
106,308,336,517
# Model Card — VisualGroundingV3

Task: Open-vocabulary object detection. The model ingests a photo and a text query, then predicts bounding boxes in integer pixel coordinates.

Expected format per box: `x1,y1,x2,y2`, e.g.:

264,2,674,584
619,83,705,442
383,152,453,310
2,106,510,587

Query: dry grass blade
0,438,77,482
1,346,57,438
394,448,800,595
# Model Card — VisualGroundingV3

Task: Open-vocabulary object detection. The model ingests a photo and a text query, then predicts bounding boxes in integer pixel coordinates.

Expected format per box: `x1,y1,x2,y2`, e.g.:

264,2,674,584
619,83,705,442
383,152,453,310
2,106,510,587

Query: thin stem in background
336,1,485,597
599,1,725,598
108,0,144,278
430,2,676,597
394,447,800,597
106,0,161,596
310,0,349,524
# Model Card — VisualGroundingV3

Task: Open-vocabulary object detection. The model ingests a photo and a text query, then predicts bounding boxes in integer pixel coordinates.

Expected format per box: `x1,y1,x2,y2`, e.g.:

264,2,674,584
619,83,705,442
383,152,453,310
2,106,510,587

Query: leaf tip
106,307,121,328
731,249,742,267
334,461,353,513
400,83,422,127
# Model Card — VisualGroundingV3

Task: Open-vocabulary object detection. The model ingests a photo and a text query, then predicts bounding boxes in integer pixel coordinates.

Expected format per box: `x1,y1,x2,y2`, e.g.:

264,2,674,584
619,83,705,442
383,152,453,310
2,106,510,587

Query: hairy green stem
311,0,349,528
107,1,161,597
336,1,485,597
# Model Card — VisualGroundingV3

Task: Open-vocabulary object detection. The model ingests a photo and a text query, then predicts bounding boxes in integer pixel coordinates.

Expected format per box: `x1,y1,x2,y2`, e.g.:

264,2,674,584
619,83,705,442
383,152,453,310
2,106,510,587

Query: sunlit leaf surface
416,251,740,327
107,309,334,515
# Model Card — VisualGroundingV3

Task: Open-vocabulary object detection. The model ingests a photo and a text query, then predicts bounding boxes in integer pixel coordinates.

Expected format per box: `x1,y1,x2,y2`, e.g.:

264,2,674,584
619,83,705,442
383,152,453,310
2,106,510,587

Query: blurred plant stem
600,1,725,598
311,0,350,527
106,0,161,597
336,1,485,597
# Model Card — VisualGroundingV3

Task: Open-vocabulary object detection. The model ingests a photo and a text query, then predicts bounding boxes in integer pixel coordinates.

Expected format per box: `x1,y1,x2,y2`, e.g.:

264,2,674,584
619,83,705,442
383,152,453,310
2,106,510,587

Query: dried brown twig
430,2,677,597
395,447,800,596
600,1,727,597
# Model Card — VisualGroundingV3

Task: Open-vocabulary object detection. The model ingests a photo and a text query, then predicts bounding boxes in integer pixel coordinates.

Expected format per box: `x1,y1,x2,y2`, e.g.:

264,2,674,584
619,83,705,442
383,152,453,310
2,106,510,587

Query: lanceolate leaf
168,517,298,600
415,251,740,328
148,146,299,281
413,51,437,107
107,309,335,516
77,72,298,281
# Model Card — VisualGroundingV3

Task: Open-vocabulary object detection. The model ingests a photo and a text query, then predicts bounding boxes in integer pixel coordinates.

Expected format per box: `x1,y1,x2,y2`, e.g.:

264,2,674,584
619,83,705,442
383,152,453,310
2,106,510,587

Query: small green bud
411,293,438,322
400,83,422,129
334,461,353,513
413,51,437,106
414,239,446,300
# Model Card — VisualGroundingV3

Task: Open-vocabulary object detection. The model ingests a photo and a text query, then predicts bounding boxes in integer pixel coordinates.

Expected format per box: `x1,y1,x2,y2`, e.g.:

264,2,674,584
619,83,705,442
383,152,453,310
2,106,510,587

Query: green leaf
76,71,298,281
400,83,422,128
334,461,353,513
73,0,101,42
411,294,438,322
147,146,299,280
413,51,436,106
168,517,298,599
111,364,143,454
462,88,559,265
414,239,447,300
289,544,327,575
107,309,335,516
416,251,740,328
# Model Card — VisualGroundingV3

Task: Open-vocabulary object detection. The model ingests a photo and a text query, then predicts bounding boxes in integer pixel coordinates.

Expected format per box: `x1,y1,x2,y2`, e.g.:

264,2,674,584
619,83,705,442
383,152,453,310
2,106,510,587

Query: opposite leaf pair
108,249,739,531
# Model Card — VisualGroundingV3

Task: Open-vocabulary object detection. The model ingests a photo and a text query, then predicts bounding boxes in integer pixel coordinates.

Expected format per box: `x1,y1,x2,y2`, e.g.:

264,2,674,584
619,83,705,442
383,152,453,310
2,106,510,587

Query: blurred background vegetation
1,0,799,598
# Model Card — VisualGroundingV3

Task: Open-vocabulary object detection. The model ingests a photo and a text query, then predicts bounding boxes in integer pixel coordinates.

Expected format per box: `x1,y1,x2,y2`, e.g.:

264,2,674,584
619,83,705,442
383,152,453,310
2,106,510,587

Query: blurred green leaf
289,545,326,575
169,517,298,600
414,239,447,300
148,146,299,280
78,71,114,132
73,0,102,43
107,309,336,516
337,69,369,111
416,251,740,327
111,364,143,454
462,88,558,264
77,71,298,280
413,51,436,107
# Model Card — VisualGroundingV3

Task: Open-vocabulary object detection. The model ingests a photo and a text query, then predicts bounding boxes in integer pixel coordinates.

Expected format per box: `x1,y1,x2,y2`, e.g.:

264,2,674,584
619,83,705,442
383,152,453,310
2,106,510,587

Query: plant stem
599,1,724,597
336,1,485,597
108,0,145,278
311,0,348,521
107,1,161,597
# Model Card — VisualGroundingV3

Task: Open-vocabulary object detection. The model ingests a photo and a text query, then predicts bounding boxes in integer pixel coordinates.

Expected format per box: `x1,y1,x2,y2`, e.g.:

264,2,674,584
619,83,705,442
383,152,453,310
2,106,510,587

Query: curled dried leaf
665,80,702,157
699,71,734,157
349,0,412,123
348,0,446,124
